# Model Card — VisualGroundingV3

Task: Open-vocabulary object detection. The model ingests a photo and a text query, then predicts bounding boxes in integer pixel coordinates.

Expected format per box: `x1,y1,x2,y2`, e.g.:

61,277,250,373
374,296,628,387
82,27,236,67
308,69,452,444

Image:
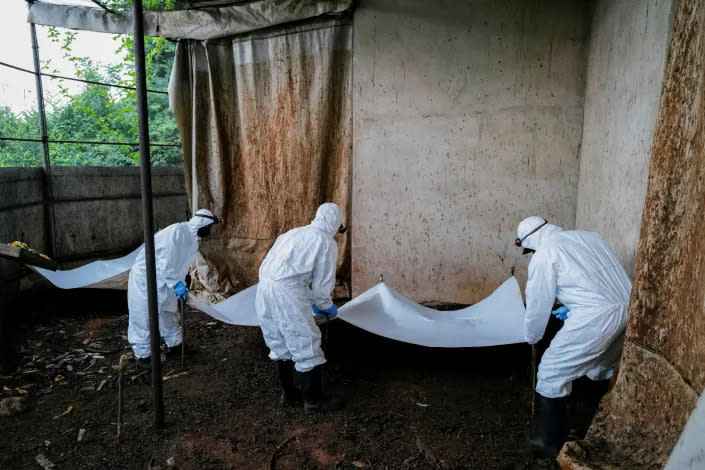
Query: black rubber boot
136,357,152,371
570,379,610,438
528,393,567,459
165,343,197,360
301,365,343,412
277,360,301,407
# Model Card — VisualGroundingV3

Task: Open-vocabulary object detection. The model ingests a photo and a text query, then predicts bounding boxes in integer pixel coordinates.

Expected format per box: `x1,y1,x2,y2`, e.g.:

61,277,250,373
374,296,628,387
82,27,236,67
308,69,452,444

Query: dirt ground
0,289,561,470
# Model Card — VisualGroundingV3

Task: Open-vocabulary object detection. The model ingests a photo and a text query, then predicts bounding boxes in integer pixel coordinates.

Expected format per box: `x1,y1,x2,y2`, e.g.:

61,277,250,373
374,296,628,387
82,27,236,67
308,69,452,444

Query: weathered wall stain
173,21,352,294
560,0,705,467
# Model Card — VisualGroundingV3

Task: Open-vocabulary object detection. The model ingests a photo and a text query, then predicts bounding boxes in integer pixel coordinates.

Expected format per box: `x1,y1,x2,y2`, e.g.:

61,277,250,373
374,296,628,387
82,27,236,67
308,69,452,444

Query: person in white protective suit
515,216,631,458
256,203,346,412
127,209,220,368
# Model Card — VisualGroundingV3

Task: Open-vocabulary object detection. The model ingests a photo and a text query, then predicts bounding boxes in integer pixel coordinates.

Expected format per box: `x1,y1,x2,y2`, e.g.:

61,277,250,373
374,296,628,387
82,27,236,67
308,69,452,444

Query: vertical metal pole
188,41,198,213
132,0,164,428
531,345,537,416
30,22,56,259
321,316,329,391
179,299,185,371
0,297,5,373
117,354,127,440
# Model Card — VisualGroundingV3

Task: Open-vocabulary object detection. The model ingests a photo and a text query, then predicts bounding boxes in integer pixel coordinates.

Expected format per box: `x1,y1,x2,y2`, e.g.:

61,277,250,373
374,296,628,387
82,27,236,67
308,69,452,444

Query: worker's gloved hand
312,304,323,317
312,304,338,319
325,304,338,318
174,281,189,301
552,305,570,321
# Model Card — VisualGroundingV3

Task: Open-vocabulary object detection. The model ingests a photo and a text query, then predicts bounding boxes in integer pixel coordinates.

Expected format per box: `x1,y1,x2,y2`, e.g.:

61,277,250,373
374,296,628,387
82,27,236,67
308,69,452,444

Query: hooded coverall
519,217,631,398
127,209,215,358
256,203,342,372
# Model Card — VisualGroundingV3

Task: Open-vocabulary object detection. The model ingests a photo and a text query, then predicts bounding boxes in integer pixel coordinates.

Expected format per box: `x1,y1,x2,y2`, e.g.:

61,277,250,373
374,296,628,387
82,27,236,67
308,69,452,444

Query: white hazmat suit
518,216,631,398
256,203,343,372
127,209,216,359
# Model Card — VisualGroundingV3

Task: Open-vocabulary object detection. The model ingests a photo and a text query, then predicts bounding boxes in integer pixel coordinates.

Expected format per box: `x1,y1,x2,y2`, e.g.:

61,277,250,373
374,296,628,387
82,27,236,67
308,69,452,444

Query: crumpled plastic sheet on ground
27,251,526,347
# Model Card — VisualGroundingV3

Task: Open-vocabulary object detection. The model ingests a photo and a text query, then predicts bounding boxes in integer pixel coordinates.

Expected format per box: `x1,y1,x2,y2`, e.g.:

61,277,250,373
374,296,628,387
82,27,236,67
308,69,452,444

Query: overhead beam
27,0,353,40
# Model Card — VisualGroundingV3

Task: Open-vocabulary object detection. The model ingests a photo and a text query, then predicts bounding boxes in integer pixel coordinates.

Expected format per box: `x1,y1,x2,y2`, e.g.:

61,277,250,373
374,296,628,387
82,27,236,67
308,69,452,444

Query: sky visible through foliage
0,0,182,167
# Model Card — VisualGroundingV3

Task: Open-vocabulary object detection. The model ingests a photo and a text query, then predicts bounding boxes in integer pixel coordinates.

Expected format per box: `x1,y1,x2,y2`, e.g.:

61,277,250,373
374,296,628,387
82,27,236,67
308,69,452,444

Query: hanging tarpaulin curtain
169,17,352,299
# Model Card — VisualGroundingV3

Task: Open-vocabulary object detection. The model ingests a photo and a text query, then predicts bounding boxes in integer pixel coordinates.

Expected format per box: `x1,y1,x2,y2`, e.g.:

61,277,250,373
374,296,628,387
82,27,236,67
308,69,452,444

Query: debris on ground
1,297,559,469
35,453,56,470
163,371,189,382
416,437,450,469
0,396,27,416
269,435,296,470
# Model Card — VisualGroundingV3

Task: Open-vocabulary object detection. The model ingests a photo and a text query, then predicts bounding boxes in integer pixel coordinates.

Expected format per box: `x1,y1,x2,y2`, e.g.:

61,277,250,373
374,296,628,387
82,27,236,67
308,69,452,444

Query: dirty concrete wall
0,168,47,371
0,166,187,371
0,166,188,285
50,167,188,261
560,1,705,468
352,0,589,302
575,0,675,278
0,168,47,289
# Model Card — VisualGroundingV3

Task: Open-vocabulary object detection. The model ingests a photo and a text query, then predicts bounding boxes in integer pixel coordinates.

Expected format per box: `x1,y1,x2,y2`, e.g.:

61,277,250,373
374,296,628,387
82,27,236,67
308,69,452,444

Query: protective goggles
514,220,547,248
337,224,347,234
196,213,221,225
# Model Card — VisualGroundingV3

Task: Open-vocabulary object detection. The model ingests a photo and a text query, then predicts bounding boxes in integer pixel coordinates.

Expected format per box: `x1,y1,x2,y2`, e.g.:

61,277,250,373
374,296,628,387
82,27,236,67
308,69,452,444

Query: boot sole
527,438,560,459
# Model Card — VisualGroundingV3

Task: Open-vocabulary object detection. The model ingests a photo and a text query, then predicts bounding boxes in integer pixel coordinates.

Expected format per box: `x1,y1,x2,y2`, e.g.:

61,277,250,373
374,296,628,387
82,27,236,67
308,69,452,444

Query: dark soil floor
0,289,562,470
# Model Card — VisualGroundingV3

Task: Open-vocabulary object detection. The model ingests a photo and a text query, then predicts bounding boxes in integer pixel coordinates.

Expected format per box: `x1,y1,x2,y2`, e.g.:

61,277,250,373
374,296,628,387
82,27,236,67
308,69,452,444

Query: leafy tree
0,0,182,167
0,107,42,167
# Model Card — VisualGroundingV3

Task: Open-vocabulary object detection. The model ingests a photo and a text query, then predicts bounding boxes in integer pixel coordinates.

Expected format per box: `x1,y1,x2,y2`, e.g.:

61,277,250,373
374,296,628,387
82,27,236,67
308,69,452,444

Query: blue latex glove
312,304,321,317
174,280,189,301
312,304,338,319
552,305,569,321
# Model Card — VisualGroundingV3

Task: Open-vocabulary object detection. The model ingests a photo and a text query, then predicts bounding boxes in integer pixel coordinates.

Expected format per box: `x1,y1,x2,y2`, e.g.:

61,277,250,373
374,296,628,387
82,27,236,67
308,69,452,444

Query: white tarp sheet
186,278,526,346
32,247,141,290
337,278,526,347
187,283,260,327
27,250,526,347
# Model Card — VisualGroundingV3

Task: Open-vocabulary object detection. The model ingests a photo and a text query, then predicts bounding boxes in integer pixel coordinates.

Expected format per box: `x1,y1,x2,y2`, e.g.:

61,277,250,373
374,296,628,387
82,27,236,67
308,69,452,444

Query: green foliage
1,13,182,168
0,107,42,167
103,0,176,12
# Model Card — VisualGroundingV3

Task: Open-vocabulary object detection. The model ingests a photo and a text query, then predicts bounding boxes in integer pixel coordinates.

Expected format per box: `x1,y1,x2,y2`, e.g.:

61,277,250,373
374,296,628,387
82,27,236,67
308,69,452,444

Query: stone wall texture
560,0,705,468
0,166,187,287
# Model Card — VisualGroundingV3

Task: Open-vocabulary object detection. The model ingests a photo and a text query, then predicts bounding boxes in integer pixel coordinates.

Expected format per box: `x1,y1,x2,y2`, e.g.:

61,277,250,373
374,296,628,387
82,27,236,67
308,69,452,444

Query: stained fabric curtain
169,18,352,298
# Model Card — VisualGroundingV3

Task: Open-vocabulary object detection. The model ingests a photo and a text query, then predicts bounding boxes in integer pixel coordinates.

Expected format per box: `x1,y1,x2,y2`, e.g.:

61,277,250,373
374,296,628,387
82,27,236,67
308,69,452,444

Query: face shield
515,220,547,255
196,213,221,225
195,213,221,238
